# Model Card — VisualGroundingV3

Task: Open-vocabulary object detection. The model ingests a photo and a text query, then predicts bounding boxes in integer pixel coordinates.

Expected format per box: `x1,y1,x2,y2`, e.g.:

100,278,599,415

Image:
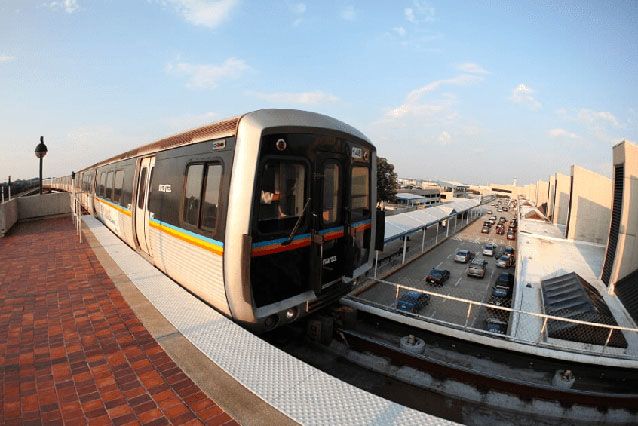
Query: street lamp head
35,136,48,159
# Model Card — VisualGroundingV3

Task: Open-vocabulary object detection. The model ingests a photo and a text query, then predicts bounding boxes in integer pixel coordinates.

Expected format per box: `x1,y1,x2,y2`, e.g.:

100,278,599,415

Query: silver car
467,258,488,278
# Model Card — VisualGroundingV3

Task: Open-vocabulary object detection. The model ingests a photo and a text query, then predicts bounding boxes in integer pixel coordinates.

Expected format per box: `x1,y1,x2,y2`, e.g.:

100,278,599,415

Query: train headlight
285,307,298,320
276,138,287,151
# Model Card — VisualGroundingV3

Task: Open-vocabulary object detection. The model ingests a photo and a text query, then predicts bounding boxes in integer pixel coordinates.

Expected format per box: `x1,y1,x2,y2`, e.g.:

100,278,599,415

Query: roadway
360,202,517,331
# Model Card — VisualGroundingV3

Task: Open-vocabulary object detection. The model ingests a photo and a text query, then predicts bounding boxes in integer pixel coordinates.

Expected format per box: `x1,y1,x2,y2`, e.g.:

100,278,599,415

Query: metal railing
351,278,638,360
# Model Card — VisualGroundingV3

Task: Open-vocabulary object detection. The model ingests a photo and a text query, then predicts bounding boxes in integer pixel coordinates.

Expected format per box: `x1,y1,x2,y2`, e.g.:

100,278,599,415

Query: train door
311,153,348,292
135,156,155,255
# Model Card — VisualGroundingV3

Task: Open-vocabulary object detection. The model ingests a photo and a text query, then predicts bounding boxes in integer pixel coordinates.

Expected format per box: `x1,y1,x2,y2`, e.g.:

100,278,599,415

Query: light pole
35,136,48,195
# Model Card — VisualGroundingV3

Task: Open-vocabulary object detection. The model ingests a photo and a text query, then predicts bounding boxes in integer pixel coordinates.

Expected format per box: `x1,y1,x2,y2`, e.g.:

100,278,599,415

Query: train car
62,109,378,331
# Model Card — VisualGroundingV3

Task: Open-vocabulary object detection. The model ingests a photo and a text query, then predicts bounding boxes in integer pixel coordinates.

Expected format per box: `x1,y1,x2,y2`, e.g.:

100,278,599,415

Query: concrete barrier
17,192,71,220
0,199,18,237
0,193,72,237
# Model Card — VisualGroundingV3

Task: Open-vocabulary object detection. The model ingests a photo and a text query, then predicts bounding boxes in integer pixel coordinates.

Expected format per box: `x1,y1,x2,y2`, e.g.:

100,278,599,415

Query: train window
105,172,114,200
201,164,222,232
351,166,370,221
258,161,307,233
113,171,124,204
323,162,341,225
183,164,204,227
98,172,106,197
137,168,147,210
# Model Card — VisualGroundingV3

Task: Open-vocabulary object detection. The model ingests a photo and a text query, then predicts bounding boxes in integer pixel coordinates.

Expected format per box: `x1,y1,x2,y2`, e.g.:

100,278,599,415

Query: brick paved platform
0,217,238,425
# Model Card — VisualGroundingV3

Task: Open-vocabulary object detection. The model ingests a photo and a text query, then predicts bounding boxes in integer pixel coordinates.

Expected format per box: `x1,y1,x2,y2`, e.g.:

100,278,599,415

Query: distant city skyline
1,1,637,184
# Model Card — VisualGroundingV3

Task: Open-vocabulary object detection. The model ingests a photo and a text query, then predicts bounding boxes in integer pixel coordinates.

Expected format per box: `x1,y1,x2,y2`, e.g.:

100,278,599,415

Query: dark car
495,224,505,234
485,318,508,334
425,268,450,285
507,231,516,241
495,272,514,288
503,246,515,257
502,206,509,212
397,291,430,314
483,220,493,227
481,225,490,234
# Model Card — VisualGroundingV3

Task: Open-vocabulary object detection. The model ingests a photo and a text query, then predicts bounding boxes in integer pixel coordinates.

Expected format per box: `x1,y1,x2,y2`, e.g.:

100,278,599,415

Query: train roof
85,109,371,170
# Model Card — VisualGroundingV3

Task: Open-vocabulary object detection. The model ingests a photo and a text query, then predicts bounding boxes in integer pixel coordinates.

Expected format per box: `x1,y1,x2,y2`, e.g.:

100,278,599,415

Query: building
565,165,612,245
535,180,549,213
552,172,571,228
603,141,638,291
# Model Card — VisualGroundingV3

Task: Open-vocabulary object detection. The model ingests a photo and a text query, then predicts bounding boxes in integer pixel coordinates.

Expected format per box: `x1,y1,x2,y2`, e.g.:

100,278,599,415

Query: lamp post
35,136,48,195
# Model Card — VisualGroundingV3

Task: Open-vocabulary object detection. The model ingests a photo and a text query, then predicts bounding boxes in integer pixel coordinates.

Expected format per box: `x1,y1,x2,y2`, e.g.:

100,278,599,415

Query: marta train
49,109,381,331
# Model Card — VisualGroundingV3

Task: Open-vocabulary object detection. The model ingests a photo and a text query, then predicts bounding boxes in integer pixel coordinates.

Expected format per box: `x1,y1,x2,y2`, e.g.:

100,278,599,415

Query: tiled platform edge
82,216,453,425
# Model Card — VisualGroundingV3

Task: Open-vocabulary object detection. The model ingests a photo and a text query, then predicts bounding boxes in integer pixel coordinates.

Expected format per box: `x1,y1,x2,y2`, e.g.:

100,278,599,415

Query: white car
483,243,496,257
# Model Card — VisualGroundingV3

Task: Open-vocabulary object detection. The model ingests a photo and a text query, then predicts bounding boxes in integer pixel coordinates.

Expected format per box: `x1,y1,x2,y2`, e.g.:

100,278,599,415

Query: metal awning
384,198,480,243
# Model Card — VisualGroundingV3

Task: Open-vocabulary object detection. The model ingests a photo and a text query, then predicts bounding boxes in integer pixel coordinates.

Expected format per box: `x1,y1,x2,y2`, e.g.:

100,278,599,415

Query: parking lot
359,201,517,331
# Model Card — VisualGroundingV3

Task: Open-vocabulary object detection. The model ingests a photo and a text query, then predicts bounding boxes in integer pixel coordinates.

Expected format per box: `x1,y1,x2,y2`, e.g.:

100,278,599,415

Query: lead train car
71,109,377,331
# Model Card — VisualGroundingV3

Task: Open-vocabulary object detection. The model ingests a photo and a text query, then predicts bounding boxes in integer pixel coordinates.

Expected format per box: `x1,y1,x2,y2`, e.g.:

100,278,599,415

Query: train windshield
257,160,307,234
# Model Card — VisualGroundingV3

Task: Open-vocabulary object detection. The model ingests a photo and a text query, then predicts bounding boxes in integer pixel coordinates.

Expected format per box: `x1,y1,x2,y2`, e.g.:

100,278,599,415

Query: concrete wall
610,141,638,285
535,180,549,213
0,199,18,237
552,173,571,226
566,165,612,244
547,175,556,220
17,192,71,220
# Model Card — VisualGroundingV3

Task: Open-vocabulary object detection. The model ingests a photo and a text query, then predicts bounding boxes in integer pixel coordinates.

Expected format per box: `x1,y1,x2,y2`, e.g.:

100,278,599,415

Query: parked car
499,216,507,223
485,318,508,334
502,206,509,212
481,226,490,234
507,231,516,241
483,243,497,256
487,210,493,214
496,254,515,268
397,291,430,314
495,224,505,235
503,246,515,258
425,268,450,285
467,258,488,278
490,216,497,222
495,272,514,287
497,208,502,212
454,249,473,263
483,220,493,227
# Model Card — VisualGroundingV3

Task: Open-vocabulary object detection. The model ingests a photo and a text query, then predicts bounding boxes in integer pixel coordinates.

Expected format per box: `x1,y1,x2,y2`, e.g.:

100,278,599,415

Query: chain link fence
351,278,638,360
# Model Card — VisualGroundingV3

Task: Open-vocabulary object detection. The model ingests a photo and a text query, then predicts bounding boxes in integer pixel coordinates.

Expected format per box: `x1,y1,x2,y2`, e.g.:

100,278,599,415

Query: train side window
351,166,370,221
183,164,204,227
113,171,124,204
201,164,222,232
105,172,114,200
98,172,106,197
137,168,147,210
323,162,341,225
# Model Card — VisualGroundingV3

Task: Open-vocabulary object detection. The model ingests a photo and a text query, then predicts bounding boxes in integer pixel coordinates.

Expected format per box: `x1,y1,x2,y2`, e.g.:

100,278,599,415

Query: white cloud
341,5,356,21
387,74,481,119
577,108,619,127
456,63,489,75
438,131,451,145
393,26,406,37
166,57,248,89
510,83,542,111
168,0,238,28
46,0,79,13
0,55,15,63
166,111,218,131
290,2,305,26
404,1,435,24
250,90,338,105
548,128,579,139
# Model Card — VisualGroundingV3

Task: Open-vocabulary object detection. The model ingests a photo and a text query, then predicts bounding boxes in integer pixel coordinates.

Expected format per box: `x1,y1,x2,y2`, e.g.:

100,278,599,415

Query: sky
1,0,637,185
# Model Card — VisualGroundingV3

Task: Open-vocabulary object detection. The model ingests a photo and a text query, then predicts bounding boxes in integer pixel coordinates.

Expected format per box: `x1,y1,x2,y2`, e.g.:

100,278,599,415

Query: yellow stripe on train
149,221,224,256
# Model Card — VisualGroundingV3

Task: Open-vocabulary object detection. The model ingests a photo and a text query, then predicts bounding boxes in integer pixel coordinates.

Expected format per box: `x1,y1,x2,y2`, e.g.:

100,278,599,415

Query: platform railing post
602,328,614,353
374,250,379,278
421,227,426,253
395,285,400,308
401,236,407,264
464,303,473,329
435,222,439,245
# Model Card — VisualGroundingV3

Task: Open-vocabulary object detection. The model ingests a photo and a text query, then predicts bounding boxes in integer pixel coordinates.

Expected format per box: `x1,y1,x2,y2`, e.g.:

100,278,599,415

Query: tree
376,157,398,203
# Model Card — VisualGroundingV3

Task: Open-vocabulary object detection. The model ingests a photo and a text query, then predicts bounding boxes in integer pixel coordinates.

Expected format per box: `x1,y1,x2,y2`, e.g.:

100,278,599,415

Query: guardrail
351,278,638,360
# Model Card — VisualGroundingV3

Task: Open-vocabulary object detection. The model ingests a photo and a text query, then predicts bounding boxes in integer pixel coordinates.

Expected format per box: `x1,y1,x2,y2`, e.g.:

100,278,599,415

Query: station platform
0,216,238,425
0,214,452,425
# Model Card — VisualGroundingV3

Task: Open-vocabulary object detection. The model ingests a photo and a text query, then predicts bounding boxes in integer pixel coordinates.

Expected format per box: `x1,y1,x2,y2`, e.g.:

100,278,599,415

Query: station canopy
384,198,480,242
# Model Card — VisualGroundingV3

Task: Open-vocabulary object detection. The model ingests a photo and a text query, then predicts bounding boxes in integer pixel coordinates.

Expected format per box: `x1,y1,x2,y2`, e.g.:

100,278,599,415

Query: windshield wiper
281,197,311,246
